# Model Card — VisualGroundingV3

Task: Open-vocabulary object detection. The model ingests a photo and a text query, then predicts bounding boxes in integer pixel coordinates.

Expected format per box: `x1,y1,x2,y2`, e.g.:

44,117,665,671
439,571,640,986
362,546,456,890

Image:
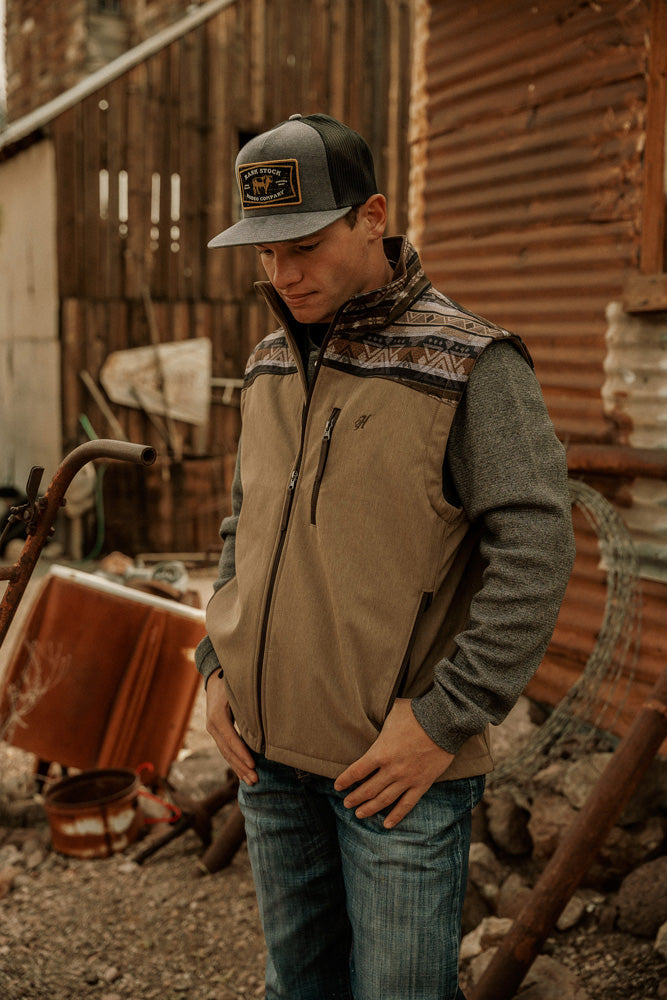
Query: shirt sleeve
194,446,243,684
411,339,576,753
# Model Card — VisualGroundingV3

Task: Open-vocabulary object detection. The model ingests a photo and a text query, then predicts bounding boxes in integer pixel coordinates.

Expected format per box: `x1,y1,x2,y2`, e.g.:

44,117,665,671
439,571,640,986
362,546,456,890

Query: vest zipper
310,407,341,525
255,466,300,747
253,303,346,752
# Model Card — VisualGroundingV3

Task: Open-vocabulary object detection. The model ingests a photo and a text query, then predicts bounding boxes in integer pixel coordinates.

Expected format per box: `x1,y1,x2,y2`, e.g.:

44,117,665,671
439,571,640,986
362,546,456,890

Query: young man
197,113,575,1000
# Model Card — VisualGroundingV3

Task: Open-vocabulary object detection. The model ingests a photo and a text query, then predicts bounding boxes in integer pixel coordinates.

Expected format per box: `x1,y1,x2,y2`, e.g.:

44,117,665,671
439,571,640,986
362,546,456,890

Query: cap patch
238,159,302,210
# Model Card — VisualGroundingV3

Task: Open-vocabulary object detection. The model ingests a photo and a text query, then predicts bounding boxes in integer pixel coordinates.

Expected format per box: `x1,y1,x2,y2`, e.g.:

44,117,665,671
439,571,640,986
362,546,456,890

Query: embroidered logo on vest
354,414,372,430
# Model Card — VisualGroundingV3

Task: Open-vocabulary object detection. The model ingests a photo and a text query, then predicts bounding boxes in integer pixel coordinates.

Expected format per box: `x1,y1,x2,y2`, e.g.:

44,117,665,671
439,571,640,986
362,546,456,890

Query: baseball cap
208,113,378,247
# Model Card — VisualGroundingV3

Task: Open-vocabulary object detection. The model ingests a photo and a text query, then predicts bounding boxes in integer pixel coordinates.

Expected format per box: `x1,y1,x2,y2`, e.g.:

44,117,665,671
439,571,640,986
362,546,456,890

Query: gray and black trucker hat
207,113,378,247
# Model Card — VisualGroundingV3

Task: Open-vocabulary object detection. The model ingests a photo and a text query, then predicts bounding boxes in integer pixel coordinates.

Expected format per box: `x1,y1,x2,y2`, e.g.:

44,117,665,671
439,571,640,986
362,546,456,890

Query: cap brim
207,207,352,247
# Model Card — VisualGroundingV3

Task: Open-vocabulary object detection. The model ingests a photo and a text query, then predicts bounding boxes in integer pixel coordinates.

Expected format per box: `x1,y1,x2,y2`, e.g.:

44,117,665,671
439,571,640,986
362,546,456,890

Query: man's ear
362,194,388,239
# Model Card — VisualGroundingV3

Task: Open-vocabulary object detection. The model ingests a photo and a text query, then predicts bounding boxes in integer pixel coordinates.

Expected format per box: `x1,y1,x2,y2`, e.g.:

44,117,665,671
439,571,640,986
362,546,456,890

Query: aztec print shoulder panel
244,329,298,387
322,288,524,404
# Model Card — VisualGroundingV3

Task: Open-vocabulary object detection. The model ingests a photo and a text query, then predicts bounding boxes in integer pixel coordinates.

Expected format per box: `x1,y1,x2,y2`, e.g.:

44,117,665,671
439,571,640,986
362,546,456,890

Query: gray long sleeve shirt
196,338,575,755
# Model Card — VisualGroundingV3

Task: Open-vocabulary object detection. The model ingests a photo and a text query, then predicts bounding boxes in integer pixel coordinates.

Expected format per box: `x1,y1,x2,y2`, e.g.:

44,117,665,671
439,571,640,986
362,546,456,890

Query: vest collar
254,236,431,337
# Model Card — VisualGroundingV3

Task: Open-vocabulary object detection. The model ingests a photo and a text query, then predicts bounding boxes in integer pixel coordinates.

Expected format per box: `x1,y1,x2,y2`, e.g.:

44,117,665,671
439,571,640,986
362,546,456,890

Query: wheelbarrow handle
0,440,157,648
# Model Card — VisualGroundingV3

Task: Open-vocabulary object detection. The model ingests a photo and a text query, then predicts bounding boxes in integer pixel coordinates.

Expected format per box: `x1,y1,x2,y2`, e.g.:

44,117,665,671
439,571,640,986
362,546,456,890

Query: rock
527,793,577,861
562,753,613,810
587,817,666,885
556,893,587,931
596,898,619,932
462,879,492,936
470,799,488,844
561,754,667,827
0,865,17,899
168,748,231,798
467,842,506,904
491,697,539,764
618,757,667,826
496,872,533,921
22,834,47,870
517,954,591,999
485,789,532,856
655,921,667,960
466,947,496,985
4,796,48,826
24,846,45,870
532,760,569,793
617,856,667,937
117,860,139,875
460,916,513,960
0,843,21,868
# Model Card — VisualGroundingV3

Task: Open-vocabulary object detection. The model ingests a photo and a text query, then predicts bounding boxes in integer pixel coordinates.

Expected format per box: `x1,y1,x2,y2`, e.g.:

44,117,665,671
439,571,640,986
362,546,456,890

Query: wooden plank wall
53,0,413,552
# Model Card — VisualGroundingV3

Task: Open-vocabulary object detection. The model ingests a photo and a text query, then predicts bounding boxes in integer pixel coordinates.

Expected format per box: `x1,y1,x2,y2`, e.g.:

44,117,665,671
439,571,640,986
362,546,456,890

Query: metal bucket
44,768,143,859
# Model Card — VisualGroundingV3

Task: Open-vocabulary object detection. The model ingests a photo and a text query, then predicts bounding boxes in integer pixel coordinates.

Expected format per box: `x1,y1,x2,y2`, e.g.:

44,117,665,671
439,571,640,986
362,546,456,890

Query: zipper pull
311,407,341,526
280,469,299,531
323,416,336,441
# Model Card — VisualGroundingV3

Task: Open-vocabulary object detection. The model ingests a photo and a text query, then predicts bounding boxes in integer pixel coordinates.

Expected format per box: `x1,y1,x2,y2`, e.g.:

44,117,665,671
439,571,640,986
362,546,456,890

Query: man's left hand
334,698,455,829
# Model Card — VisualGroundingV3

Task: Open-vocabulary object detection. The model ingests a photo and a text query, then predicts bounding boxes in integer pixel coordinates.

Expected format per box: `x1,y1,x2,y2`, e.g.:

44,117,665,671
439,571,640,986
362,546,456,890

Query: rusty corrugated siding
412,0,666,754
411,0,648,444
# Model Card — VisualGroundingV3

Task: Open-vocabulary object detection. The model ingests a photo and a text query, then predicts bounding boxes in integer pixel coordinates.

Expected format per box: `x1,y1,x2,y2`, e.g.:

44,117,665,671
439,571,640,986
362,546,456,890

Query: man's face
254,197,388,325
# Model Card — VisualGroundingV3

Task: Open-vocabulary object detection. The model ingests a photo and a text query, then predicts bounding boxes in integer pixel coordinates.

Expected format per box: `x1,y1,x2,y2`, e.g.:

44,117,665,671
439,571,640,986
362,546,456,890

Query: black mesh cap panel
302,114,378,207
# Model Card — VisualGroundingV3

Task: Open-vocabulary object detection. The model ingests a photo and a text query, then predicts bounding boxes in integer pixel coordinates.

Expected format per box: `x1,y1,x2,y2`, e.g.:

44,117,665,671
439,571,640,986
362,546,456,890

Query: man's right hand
206,676,258,785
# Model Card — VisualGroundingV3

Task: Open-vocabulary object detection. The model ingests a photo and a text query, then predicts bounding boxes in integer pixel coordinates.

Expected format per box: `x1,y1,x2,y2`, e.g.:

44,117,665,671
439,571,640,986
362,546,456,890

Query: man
196,113,575,1000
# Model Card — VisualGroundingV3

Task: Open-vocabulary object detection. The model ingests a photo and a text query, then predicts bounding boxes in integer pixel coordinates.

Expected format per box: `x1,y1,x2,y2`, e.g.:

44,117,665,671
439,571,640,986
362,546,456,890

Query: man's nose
272,254,301,289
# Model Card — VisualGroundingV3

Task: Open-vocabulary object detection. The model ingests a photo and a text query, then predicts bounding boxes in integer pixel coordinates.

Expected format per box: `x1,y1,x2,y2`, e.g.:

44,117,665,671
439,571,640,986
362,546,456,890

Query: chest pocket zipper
310,407,341,525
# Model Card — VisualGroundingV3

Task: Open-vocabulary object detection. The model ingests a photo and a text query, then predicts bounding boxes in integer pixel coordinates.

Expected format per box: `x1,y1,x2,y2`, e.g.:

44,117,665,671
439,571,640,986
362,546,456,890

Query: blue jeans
238,754,484,1000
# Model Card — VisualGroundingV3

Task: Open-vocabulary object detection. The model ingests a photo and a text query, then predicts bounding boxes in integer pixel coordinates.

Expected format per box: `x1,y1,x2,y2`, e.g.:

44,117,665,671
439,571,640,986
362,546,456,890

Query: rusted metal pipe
470,664,667,1000
0,440,157,649
197,801,246,875
566,443,667,480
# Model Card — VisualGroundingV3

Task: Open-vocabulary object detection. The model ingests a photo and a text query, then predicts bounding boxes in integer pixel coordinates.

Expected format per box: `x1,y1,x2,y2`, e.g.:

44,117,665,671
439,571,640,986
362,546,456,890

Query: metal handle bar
0,440,157,648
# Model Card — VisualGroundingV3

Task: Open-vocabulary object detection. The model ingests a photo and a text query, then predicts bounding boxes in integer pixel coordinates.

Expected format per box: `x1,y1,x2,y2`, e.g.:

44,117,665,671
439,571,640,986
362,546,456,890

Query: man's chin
287,302,333,325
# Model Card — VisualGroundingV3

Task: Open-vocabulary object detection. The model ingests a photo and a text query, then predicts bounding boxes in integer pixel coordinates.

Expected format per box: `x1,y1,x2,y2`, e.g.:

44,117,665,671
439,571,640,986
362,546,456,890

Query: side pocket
387,591,434,708
310,407,341,525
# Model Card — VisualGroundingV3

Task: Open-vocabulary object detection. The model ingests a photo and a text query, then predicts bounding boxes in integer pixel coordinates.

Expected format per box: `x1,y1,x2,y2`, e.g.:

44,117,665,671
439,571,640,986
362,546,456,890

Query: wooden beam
623,272,667,312
640,0,667,273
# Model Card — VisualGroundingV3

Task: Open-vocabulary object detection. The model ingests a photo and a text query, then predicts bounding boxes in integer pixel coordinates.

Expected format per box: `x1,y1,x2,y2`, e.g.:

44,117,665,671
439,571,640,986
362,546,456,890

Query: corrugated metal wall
411,0,647,444
46,0,413,552
412,0,667,753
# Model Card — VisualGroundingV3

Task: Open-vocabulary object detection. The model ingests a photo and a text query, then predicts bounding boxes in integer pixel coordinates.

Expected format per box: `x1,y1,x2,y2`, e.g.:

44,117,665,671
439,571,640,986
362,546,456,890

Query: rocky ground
1,563,667,999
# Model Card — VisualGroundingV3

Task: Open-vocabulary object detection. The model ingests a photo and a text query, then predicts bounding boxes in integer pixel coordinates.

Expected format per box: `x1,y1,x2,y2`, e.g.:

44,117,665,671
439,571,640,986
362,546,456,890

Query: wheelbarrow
0,438,245,871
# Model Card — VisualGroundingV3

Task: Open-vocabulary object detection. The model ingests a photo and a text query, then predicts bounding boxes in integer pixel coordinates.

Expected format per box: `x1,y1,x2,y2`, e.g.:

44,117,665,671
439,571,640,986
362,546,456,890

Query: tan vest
206,241,529,780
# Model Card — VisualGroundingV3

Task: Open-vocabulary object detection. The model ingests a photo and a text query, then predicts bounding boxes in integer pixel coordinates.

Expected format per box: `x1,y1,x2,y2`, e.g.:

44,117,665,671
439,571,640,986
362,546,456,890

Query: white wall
0,139,61,493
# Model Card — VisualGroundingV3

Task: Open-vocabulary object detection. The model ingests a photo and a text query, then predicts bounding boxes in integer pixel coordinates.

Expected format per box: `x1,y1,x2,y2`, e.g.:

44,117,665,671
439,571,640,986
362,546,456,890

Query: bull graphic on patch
238,159,302,209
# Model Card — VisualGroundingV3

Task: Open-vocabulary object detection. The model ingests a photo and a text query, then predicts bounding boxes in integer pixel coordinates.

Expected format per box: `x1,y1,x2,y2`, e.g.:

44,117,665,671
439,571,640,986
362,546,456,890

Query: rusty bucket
44,768,143,859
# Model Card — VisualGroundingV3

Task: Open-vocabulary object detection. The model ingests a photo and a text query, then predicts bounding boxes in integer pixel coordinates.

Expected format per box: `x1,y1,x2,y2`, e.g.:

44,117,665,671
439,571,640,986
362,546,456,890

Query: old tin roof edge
0,0,236,155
